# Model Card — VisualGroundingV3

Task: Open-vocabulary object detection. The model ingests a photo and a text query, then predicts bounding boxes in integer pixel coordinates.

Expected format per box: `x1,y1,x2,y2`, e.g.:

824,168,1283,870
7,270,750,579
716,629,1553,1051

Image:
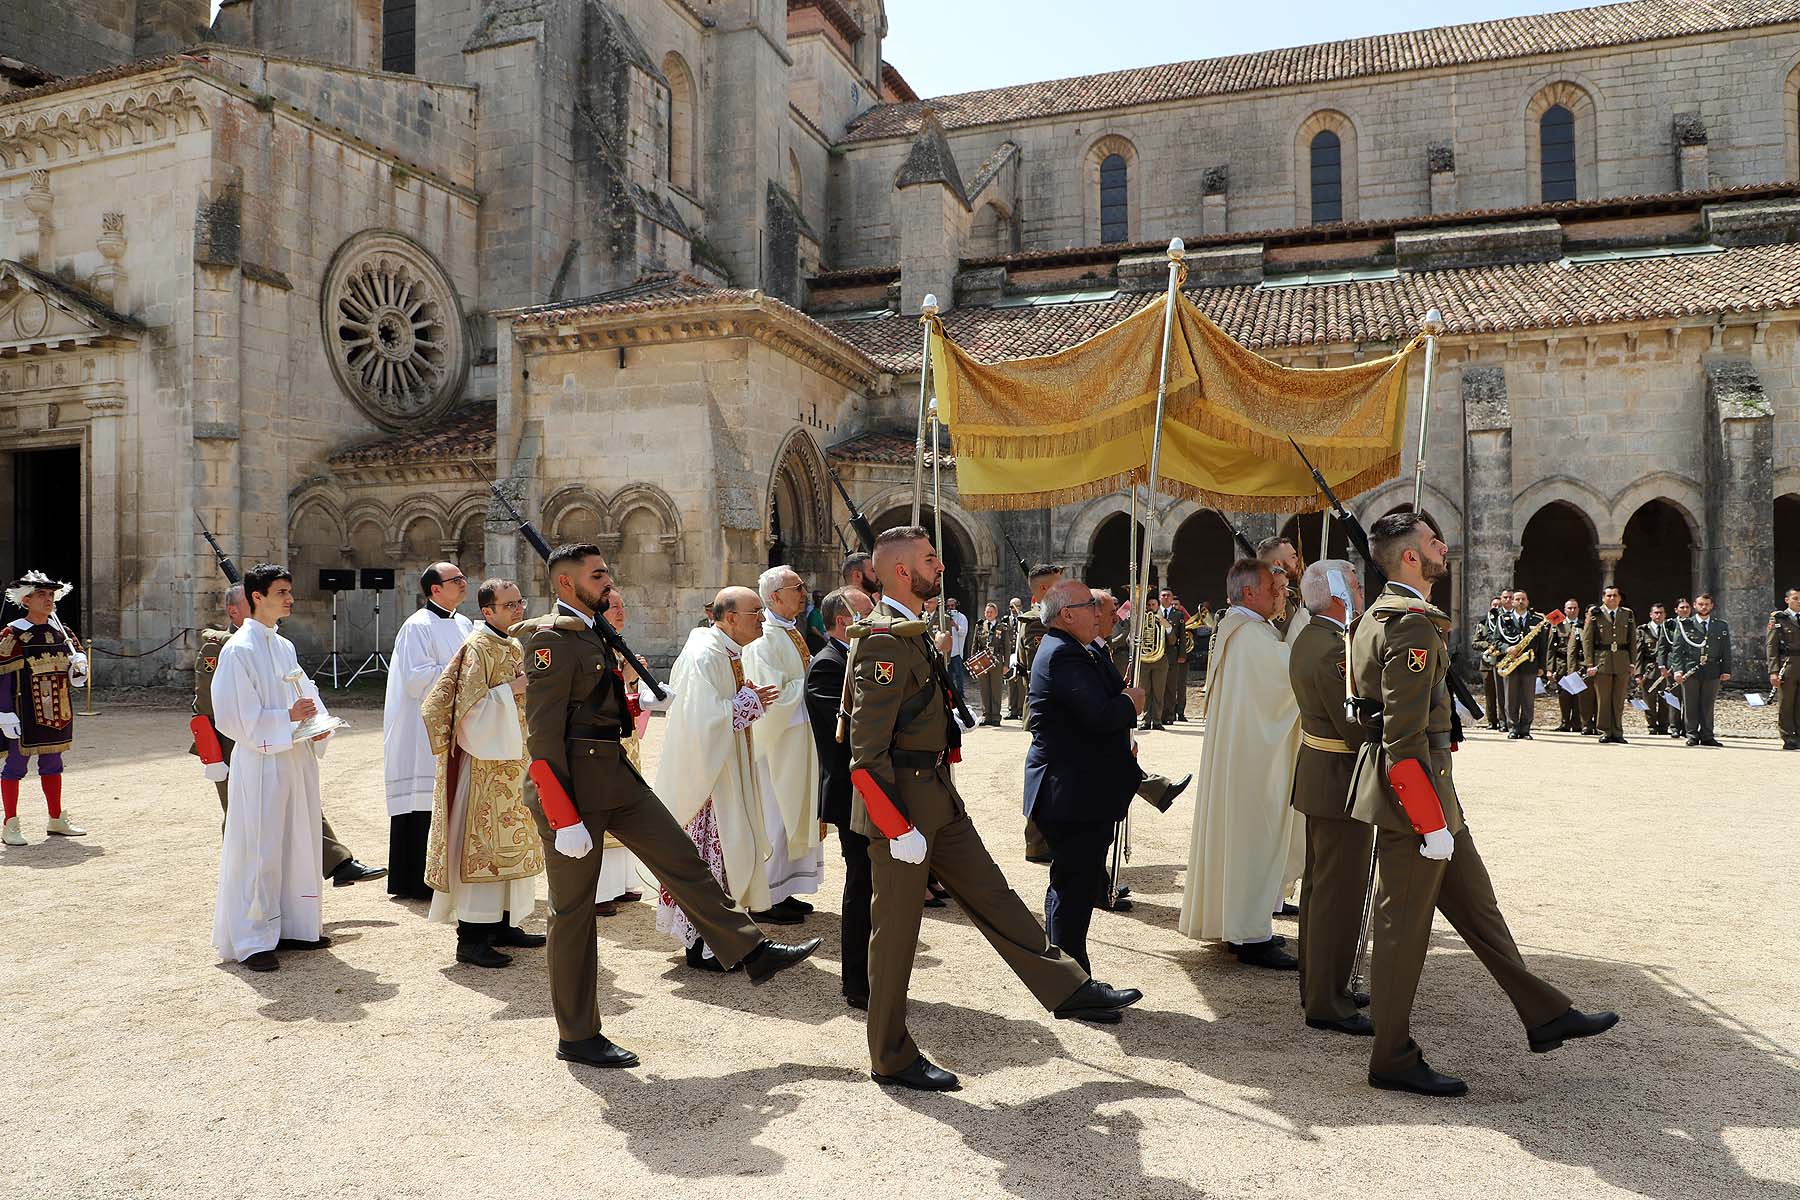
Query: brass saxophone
1495,611,1560,676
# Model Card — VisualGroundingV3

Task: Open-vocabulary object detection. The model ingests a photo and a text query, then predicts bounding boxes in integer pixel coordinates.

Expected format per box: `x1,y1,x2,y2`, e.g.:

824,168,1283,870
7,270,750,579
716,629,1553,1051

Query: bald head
711,585,765,647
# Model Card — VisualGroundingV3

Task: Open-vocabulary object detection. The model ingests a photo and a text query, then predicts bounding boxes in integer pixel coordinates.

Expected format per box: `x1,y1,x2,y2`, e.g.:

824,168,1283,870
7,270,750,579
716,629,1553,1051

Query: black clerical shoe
493,926,547,949
684,942,726,973
1272,902,1300,917
329,859,388,887
1306,1012,1375,1036
844,992,869,1011
275,936,332,951
1053,980,1143,1024
1701,737,1724,747
1150,773,1193,813
743,937,822,985
557,1034,639,1069
456,942,512,969
1353,991,1371,1008
1369,1059,1468,1097
1685,736,1701,746
1230,939,1299,970
923,893,948,909
1527,1006,1620,1053
1024,853,1054,865
780,897,815,914
243,950,279,973
873,1055,960,1092
750,906,804,925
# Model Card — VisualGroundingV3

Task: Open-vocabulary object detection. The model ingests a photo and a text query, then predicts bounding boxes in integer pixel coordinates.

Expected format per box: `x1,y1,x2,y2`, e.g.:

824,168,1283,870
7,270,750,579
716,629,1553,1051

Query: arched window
788,149,803,210
1099,153,1128,244
1310,130,1342,224
662,53,697,193
1540,104,1576,202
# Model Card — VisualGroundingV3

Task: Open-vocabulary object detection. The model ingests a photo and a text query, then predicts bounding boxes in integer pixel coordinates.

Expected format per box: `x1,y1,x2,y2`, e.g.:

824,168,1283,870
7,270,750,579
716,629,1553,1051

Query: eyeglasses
442,574,468,585
1063,599,1098,611
775,583,805,594
494,599,527,611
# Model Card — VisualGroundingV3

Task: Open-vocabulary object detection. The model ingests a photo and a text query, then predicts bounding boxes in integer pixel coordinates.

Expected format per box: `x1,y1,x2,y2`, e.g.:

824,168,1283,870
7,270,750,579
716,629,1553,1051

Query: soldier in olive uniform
848,527,1139,1092
190,585,384,885
1015,565,1061,863
1347,512,1616,1097
1546,605,1581,732
1669,592,1731,747
971,602,1007,726
1635,604,1672,735
1583,586,1637,743
1475,594,1507,731
1004,598,1027,719
1287,561,1374,1037
519,542,819,1070
1767,589,1800,749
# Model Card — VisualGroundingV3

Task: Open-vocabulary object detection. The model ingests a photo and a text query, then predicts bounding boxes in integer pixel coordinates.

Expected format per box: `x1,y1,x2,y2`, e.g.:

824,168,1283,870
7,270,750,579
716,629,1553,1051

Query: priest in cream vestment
741,566,824,914
422,581,547,968
654,588,780,968
1180,558,1306,969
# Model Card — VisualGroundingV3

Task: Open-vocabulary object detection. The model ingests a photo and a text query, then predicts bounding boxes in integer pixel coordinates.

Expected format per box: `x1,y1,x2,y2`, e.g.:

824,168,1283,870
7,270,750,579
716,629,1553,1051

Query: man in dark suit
1023,580,1147,975
804,585,877,1009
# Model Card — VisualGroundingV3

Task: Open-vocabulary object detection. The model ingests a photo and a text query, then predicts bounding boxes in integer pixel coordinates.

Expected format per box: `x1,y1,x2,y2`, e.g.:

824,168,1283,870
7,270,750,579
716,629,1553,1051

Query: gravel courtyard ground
3,696,1796,1199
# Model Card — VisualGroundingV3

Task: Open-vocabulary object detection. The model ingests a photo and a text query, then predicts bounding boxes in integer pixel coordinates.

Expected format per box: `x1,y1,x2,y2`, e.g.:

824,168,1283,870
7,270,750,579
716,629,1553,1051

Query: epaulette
515,613,590,636
199,627,230,643
849,609,928,639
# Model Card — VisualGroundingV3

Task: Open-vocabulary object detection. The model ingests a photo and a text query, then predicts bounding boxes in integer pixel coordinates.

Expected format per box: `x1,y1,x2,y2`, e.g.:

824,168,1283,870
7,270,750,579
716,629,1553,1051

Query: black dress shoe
330,859,388,887
1521,731,1534,739
1685,736,1701,746
1527,1006,1620,1052
456,942,513,969
743,937,822,985
1150,773,1193,813
1024,854,1054,865
1053,980,1143,1023
1506,732,1521,740
750,906,804,926
1272,902,1300,917
779,897,815,915
844,992,868,1011
1230,939,1299,970
493,925,547,948
923,894,948,908
276,936,332,951
1701,738,1724,747
873,1055,960,1091
1307,1012,1375,1036
557,1033,639,1069
1353,991,1371,1008
243,950,279,972
684,941,726,972
1369,1059,1468,1097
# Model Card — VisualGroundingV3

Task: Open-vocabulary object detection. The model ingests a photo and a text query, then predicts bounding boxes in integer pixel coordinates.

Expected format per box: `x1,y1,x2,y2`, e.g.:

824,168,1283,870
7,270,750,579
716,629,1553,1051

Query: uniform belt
569,724,628,741
892,748,945,769
1300,731,1354,754
1426,731,1454,750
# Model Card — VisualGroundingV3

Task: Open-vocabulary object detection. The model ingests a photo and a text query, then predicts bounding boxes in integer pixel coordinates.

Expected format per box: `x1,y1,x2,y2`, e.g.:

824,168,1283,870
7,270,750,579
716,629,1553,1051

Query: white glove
889,827,928,865
554,822,595,859
1419,828,1455,861
70,655,89,688
0,712,19,740
954,708,975,732
203,761,229,783
637,680,674,713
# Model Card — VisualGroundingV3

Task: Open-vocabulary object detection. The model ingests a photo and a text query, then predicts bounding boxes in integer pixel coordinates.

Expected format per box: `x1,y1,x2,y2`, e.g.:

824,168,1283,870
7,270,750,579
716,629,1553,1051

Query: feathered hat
6,570,73,606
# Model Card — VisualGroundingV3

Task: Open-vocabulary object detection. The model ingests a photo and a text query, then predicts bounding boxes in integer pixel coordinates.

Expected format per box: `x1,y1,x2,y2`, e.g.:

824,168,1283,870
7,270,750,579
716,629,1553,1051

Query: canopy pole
929,397,946,635
1128,239,1185,690
911,295,939,526
1412,308,1444,514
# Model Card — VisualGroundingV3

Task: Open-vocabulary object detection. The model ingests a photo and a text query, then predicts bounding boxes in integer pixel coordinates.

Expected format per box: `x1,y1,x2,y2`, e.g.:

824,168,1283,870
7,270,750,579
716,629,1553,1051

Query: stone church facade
4,0,1800,681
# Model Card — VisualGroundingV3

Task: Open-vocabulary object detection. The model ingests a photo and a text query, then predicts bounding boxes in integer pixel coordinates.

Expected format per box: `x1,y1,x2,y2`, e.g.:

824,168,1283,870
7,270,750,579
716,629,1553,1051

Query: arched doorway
1514,501,1599,611
871,506,974,613
1776,494,1800,602
1167,510,1235,611
767,431,832,585
1616,499,1693,613
1279,511,1352,568
1379,506,1455,610
1087,511,1148,600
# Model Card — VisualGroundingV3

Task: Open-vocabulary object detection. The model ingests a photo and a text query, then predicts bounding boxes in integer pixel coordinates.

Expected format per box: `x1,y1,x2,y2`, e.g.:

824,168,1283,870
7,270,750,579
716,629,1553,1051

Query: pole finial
921,292,939,314
1167,236,1185,260
1422,307,1445,335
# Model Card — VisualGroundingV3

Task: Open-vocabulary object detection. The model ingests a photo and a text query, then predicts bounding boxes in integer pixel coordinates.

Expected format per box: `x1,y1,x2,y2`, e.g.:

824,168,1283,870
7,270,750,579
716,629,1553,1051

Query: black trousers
387,811,433,899
1035,816,1116,975
836,824,873,1000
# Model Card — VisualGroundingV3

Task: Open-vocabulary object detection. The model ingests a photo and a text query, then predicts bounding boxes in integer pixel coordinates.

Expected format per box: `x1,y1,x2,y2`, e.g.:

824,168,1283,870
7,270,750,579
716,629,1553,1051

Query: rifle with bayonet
827,466,877,554
472,463,667,701
195,513,241,584
1230,524,1258,559
1287,436,1484,724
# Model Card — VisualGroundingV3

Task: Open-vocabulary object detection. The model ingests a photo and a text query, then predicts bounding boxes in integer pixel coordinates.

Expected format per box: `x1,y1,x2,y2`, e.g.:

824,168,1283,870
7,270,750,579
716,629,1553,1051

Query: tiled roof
820,241,1800,369
843,0,1800,143
0,52,198,108
828,431,952,467
329,404,496,467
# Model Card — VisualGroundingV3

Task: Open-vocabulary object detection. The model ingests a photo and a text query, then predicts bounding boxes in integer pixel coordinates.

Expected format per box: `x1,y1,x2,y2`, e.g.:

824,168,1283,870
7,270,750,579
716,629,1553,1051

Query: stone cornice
329,459,493,489
0,68,208,169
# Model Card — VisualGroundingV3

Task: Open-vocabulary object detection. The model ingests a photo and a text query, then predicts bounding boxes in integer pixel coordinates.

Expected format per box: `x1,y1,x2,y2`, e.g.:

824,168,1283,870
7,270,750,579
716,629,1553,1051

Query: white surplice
382,605,473,817
653,625,773,916
211,619,332,962
1179,607,1304,945
741,613,823,902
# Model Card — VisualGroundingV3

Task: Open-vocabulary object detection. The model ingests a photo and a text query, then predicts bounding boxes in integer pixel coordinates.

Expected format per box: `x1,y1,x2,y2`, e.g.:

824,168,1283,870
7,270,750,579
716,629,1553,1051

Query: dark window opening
1310,130,1342,224
1099,152,1128,244
382,0,416,75
1540,104,1576,202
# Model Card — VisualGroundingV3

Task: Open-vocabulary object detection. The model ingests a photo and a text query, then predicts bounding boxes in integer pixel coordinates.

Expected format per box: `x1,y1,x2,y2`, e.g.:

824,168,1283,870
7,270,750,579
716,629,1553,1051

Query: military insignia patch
202,656,217,674
874,661,895,685
1408,647,1428,673
533,647,552,671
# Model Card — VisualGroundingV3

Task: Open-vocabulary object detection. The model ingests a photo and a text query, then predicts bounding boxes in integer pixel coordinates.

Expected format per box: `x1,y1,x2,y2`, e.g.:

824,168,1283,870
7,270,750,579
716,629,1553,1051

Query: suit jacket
804,637,853,827
1022,628,1140,824
1669,615,1731,679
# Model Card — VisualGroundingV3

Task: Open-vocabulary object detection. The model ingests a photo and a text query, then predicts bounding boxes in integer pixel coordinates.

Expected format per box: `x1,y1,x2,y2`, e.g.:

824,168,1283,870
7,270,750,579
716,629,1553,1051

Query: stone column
1703,359,1774,675
1596,545,1624,586
24,170,53,266
1462,364,1514,649
93,213,128,312
84,396,126,647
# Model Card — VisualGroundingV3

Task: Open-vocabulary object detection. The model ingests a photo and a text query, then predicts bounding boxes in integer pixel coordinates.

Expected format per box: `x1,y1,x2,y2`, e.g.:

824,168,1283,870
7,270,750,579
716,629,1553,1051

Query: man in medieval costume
422,579,548,968
1,570,89,846
742,565,825,922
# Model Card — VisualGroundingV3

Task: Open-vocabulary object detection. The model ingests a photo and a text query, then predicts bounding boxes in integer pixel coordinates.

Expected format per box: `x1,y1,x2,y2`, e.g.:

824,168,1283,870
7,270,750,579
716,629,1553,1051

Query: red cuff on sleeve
850,768,914,840
619,670,642,722
1386,757,1448,835
529,759,581,829
190,715,224,765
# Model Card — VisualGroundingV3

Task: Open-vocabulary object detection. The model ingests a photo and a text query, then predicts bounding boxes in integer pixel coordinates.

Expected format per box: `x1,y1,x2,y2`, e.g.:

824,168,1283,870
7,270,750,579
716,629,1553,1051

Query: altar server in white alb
383,563,473,899
741,565,825,922
212,563,341,973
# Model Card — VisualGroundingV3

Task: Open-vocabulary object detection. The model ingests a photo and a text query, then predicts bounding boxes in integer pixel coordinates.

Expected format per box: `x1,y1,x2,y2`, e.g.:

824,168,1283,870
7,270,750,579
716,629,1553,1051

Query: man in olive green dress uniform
1583,586,1636,744
1766,589,1800,749
1347,512,1616,1097
1015,565,1061,862
1635,604,1672,735
1669,592,1731,747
